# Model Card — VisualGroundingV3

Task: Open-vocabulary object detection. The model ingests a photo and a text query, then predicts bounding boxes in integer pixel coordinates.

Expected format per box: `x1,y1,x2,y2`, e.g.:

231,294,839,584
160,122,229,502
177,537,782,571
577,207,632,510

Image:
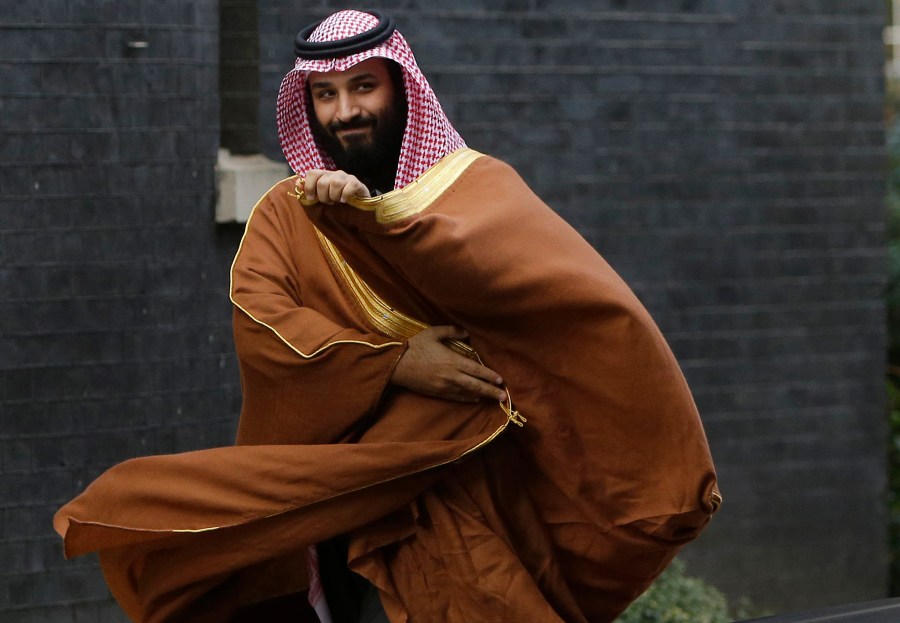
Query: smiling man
306,57,406,198
55,10,720,623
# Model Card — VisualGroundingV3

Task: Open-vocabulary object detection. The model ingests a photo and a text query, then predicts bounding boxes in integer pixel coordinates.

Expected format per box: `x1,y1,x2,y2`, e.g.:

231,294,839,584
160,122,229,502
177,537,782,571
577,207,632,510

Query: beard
309,104,406,192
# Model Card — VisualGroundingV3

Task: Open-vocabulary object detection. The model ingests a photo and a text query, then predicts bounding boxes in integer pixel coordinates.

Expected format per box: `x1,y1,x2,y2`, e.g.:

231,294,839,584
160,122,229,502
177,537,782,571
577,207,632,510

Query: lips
337,127,372,136
330,118,376,135
334,125,375,145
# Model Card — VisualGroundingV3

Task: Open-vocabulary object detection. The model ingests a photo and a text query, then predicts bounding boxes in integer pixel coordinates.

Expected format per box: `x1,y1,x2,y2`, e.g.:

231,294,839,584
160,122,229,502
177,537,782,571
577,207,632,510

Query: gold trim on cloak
313,227,525,429
290,147,484,224
229,176,404,359
59,153,522,542
293,146,524,427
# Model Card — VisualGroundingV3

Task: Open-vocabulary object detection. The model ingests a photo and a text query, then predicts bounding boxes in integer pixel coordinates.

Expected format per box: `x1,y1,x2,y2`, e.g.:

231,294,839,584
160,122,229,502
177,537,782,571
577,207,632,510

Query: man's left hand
391,326,507,403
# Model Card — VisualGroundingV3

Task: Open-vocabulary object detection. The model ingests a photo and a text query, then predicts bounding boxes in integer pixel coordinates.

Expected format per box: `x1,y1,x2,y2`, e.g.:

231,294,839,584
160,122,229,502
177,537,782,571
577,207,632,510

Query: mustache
328,117,376,133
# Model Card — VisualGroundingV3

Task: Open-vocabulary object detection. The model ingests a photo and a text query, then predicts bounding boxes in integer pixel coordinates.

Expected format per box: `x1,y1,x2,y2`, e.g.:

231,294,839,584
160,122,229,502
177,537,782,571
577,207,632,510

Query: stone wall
0,1,241,620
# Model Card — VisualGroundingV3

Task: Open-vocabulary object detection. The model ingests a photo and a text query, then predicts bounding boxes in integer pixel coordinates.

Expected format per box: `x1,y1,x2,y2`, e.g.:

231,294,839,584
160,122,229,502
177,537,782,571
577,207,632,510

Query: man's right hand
391,326,507,403
303,169,371,204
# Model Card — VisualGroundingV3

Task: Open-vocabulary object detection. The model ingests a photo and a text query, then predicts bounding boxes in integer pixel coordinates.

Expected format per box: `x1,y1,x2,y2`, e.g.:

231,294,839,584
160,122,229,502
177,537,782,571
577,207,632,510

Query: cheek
310,101,332,127
369,85,397,118
378,92,395,112
371,97,397,123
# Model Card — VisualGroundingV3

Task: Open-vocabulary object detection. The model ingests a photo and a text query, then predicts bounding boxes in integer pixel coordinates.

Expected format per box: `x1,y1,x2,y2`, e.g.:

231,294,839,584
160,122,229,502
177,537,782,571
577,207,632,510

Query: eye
354,81,376,93
313,89,335,101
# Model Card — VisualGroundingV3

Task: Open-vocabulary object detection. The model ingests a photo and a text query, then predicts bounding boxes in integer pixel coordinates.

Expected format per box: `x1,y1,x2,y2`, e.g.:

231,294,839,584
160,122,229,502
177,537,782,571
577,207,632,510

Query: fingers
302,170,324,202
392,325,507,403
340,178,370,203
428,326,503,384
303,170,370,204
436,371,505,403
454,374,507,402
461,358,504,387
426,326,505,402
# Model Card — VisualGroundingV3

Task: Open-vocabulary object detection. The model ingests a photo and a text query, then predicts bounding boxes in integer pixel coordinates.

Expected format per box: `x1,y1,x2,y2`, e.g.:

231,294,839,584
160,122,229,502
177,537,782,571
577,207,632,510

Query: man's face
307,58,403,168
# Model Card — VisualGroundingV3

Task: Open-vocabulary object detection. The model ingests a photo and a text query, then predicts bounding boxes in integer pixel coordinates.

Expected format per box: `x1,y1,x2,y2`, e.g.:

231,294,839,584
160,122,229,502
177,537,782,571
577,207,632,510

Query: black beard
310,107,406,193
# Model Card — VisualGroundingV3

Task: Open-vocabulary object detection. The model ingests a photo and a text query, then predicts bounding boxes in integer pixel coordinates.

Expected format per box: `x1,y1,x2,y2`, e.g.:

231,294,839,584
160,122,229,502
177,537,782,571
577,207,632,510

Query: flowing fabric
300,149,721,621
55,152,719,620
53,162,516,622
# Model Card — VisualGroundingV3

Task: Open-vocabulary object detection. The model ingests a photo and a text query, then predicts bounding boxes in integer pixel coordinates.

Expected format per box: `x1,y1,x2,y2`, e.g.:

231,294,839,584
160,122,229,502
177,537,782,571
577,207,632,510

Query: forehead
307,57,392,86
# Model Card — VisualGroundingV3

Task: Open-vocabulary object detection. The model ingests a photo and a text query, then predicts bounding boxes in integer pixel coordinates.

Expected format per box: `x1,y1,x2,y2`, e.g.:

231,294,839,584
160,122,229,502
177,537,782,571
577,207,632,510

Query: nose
335,93,361,123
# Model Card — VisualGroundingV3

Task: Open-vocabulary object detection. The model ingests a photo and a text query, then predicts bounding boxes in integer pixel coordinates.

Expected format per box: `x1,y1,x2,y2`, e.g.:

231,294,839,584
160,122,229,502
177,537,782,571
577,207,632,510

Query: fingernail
495,377,503,384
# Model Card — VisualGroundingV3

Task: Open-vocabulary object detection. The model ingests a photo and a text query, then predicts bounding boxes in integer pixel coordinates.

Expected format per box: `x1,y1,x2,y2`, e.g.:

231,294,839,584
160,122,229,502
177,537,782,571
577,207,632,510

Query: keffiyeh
277,9,466,189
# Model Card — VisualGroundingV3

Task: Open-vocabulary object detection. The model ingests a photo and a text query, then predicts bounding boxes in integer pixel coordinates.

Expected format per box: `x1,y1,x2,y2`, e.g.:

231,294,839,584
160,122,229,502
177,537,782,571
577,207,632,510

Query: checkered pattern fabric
276,10,466,188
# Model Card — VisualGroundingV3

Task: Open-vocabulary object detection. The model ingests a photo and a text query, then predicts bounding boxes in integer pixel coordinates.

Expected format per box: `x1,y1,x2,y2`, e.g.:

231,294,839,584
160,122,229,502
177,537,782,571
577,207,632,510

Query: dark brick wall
2,0,886,619
0,1,241,620
260,0,888,614
221,0,260,153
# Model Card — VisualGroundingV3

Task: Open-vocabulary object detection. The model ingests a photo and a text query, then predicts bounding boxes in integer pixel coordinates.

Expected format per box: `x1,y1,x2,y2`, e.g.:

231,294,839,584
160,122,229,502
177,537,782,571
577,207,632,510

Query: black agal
294,11,396,60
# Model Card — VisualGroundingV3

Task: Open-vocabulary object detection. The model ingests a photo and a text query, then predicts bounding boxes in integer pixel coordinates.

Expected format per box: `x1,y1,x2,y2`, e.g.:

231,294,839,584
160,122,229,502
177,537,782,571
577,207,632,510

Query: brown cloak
54,148,719,623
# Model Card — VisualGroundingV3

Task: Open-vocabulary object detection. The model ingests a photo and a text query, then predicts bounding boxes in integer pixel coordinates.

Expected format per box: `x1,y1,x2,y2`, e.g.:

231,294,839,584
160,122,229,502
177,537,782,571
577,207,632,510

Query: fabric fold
55,148,718,622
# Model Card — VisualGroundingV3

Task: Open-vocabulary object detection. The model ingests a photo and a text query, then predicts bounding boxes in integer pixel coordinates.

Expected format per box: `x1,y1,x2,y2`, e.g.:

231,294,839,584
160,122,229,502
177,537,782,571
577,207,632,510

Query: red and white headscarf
276,9,466,189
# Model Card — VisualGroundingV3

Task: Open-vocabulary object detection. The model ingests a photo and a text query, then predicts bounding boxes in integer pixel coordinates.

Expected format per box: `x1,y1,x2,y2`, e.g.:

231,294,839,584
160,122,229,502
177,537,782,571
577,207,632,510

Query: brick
1,63,42,94
73,600,129,623
62,62,117,95
0,606,75,623
0,165,34,197
67,0,116,24
2,439,33,472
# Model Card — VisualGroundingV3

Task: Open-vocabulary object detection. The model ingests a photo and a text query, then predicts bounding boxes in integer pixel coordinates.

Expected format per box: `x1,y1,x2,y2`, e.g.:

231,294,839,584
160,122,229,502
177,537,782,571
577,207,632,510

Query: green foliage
886,114,900,367
888,378,900,595
615,560,730,623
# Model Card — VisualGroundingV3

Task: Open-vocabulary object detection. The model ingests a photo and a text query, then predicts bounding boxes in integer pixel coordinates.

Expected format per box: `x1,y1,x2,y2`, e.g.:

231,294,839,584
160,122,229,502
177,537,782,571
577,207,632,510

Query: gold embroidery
289,147,484,224
313,227,525,428
126,165,523,538
229,176,403,359
65,403,518,539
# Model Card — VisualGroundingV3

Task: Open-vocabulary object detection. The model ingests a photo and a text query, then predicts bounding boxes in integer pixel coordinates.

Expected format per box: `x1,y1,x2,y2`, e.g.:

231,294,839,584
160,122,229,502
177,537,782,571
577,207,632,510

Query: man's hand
391,326,507,403
304,170,371,204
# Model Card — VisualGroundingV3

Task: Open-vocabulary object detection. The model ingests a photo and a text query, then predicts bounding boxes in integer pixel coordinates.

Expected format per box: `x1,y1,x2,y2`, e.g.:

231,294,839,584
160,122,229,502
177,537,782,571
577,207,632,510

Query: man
55,10,719,623
301,54,508,407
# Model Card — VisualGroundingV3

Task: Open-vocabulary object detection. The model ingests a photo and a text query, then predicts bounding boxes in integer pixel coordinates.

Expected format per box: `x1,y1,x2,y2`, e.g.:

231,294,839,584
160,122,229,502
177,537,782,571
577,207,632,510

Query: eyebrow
309,72,378,90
